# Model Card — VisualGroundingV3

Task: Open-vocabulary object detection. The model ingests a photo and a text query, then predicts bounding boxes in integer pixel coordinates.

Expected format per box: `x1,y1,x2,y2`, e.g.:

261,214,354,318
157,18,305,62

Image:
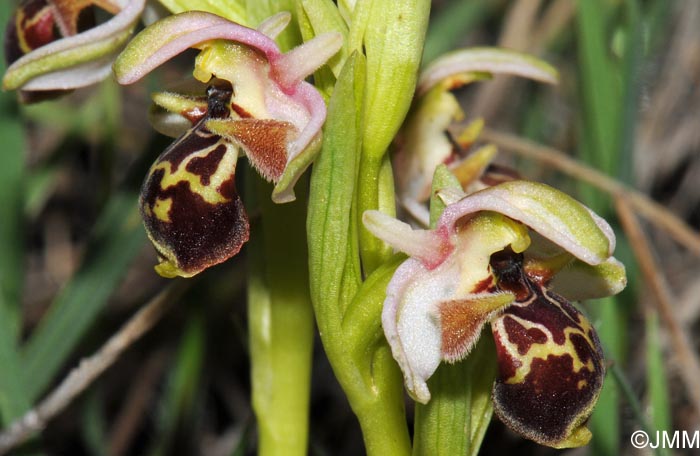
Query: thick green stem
352,345,412,456
308,54,411,456
248,177,314,456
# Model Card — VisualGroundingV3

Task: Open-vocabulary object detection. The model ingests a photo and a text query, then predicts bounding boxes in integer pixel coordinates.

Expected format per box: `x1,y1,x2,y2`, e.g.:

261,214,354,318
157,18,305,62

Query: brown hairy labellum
489,249,605,448
140,81,250,278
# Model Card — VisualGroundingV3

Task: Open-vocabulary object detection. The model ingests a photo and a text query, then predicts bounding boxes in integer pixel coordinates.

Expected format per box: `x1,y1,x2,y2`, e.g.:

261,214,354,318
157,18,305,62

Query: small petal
149,89,208,138
439,293,513,362
418,47,558,96
207,118,296,182
362,210,450,268
273,32,343,89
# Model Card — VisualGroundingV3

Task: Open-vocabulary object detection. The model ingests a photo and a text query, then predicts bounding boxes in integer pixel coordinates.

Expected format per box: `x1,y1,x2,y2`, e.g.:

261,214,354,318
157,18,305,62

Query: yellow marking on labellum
493,304,597,385
148,136,237,206
152,197,172,222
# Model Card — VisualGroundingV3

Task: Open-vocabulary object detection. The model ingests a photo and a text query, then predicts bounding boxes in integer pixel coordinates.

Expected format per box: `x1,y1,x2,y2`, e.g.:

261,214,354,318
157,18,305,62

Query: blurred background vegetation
1,0,699,454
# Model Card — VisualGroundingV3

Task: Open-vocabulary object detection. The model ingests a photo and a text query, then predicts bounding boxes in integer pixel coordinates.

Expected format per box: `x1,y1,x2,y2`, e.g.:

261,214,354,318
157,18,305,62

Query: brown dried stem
614,197,700,416
481,128,700,255
0,282,186,455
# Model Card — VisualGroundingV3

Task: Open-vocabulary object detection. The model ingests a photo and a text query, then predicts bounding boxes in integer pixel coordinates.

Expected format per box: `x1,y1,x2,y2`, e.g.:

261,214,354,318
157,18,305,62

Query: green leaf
307,51,365,325
362,0,430,160
413,333,496,456
308,52,411,456
0,110,25,343
590,297,623,456
0,1,30,421
645,312,671,456
22,192,146,401
81,388,108,456
576,0,621,178
0,300,31,425
148,312,205,456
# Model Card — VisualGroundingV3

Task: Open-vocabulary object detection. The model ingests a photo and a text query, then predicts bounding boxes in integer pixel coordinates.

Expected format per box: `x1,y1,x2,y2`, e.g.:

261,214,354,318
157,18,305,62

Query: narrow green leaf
590,298,623,456
0,300,31,425
307,51,365,323
0,119,25,342
645,312,671,456
0,1,31,422
362,0,430,160
617,0,643,186
413,333,496,456
149,313,205,456
22,192,146,401
576,0,621,177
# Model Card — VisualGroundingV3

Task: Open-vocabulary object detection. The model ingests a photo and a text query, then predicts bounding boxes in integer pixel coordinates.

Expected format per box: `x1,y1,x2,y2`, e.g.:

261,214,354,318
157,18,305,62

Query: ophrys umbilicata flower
363,180,626,448
3,0,145,101
113,11,342,277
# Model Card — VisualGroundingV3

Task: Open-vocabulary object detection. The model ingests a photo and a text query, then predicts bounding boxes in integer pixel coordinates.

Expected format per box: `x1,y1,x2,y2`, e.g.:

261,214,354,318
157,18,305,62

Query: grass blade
22,191,146,401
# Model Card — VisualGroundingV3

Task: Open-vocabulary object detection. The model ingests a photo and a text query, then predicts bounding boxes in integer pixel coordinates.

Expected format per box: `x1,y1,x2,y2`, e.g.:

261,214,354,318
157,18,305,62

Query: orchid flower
363,180,626,448
3,0,145,102
394,48,558,225
112,11,342,277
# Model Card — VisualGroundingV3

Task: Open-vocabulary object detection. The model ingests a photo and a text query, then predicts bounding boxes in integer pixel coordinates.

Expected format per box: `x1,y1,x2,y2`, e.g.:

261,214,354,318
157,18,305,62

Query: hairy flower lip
365,179,624,410
3,0,145,91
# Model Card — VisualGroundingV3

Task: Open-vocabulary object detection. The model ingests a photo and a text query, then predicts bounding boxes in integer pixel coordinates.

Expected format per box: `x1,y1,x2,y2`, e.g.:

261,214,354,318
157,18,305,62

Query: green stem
248,177,314,456
352,345,412,456
308,54,411,456
358,153,395,276
412,334,496,456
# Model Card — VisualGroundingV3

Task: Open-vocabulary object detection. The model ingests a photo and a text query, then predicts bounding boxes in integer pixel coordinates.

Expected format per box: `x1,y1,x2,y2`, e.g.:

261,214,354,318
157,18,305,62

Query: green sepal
429,164,461,229
156,0,247,24
3,33,130,91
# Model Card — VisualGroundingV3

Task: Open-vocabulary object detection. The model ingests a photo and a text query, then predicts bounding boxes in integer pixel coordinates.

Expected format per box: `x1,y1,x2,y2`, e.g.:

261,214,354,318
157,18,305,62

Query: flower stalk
247,177,314,456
